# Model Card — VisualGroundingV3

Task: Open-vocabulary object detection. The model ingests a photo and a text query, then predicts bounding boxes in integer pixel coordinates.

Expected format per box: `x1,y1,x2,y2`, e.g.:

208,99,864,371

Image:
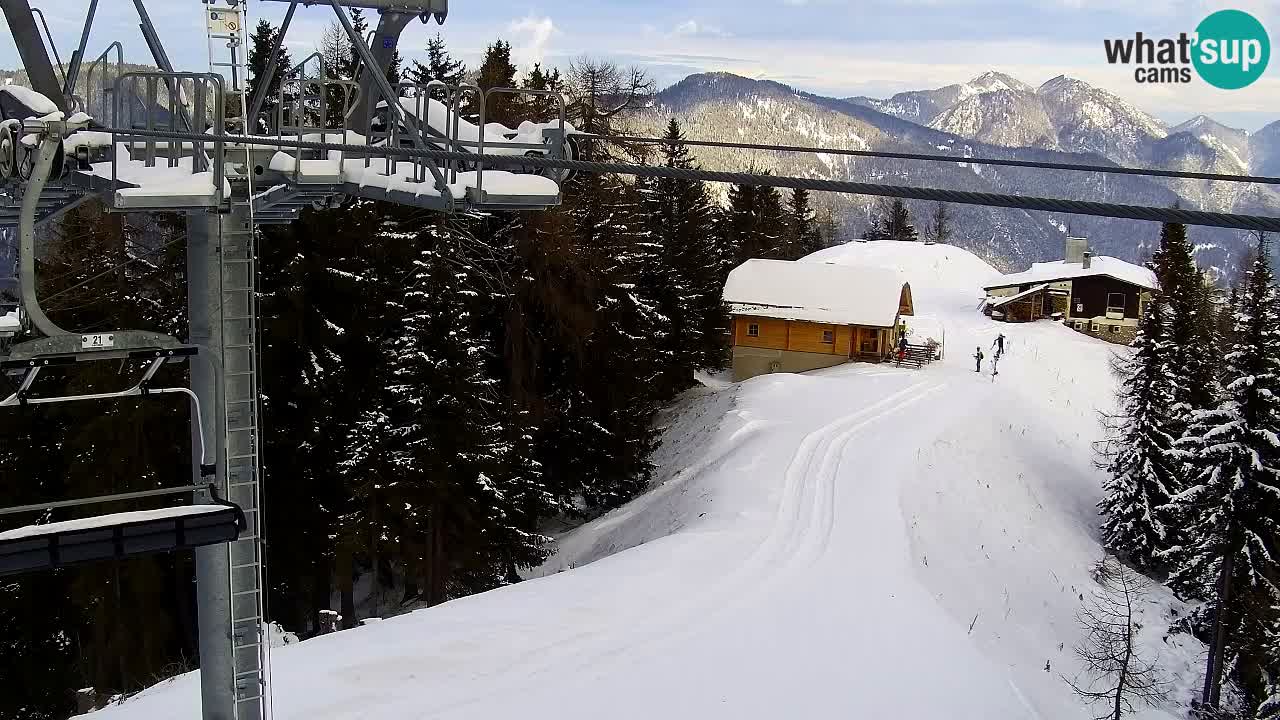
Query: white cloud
507,15,556,70
672,20,729,38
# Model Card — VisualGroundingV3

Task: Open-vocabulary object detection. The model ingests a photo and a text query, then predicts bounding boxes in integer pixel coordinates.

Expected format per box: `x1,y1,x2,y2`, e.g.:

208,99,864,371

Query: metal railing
276,53,359,185
355,80,451,200
84,41,124,122
474,86,568,205
111,72,225,207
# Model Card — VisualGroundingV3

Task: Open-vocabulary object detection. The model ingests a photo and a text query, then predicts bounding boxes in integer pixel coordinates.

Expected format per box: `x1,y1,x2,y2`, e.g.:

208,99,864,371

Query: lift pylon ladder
218,204,268,720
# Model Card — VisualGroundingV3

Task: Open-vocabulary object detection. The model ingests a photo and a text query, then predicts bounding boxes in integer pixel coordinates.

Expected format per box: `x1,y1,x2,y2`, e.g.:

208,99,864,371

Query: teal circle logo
1192,10,1270,89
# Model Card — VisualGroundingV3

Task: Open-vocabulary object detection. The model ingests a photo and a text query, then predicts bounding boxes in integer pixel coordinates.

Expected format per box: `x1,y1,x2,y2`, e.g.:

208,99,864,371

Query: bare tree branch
1064,556,1171,720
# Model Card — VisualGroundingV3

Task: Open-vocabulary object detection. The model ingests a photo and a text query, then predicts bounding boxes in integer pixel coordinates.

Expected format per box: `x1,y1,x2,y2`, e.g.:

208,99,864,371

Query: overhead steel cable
577,132,1280,186
102,126,1280,233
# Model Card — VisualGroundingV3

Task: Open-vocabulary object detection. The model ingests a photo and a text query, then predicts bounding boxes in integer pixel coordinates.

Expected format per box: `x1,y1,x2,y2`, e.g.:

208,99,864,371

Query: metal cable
102,127,1280,232
578,132,1280,186
0,484,212,517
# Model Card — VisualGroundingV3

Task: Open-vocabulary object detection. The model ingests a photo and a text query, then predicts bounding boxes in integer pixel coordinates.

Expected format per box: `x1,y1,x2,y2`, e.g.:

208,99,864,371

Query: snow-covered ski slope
89,241,1204,720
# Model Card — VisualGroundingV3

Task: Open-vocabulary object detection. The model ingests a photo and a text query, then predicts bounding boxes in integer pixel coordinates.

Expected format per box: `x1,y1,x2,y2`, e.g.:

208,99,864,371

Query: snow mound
803,240,1002,295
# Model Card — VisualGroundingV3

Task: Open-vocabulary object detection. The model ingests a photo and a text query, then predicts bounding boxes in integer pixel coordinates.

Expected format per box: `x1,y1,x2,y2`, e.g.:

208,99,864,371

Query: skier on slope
974,346,984,373
992,333,1006,358
897,335,909,364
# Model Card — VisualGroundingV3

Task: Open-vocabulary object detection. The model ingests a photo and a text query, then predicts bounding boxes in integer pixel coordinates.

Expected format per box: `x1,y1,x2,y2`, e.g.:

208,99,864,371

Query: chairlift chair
0,490,245,578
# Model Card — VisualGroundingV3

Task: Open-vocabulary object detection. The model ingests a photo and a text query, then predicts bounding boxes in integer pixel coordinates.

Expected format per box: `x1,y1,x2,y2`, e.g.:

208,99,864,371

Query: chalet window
1110,325,1120,334
821,330,835,344
1106,293,1126,318
1091,323,1100,332
747,323,760,337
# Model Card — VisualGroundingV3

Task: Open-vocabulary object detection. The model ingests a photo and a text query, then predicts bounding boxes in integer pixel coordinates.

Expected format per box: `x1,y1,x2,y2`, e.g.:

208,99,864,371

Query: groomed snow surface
87,241,1204,720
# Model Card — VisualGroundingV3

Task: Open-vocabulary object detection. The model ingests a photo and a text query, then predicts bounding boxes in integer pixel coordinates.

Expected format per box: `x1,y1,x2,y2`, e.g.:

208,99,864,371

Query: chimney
1082,251,1092,270
1065,236,1089,264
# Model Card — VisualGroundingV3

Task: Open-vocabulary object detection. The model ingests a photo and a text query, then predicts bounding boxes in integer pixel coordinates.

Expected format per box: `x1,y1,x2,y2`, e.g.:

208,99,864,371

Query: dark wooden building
983,243,1158,344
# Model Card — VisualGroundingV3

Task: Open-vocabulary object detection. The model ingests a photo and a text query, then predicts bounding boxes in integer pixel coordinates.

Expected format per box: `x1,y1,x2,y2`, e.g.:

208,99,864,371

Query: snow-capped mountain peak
964,71,1035,96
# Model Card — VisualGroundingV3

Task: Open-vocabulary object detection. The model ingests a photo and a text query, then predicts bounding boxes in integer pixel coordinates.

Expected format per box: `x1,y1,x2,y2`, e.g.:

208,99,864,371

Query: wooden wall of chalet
1001,293,1046,322
1069,276,1143,319
733,316,856,357
733,316,788,350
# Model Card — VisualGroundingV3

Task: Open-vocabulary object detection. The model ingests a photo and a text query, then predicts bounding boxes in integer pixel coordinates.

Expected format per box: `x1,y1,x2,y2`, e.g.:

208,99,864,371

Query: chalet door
857,327,879,356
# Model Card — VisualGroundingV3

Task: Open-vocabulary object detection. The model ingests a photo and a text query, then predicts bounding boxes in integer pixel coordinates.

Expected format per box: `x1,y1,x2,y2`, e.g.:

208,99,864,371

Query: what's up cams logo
1104,9,1270,89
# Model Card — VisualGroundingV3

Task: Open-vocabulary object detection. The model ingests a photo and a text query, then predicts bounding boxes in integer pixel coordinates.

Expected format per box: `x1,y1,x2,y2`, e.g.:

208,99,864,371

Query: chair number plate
82,334,115,350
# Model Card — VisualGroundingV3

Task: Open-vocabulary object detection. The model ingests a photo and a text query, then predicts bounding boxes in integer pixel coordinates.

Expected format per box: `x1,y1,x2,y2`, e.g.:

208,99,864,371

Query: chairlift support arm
19,131,74,338
0,0,69,111
63,0,101,103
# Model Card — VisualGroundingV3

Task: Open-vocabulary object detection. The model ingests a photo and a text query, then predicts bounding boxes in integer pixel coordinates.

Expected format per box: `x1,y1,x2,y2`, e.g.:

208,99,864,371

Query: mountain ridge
645,71,1278,275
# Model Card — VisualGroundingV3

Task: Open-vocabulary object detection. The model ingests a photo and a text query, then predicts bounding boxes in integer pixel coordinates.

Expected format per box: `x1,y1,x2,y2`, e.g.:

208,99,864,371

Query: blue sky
5,0,1278,131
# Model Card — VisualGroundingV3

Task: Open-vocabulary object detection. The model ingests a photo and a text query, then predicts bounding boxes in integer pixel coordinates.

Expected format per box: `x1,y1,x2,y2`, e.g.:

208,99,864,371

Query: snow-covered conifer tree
1164,233,1280,708
1100,298,1179,570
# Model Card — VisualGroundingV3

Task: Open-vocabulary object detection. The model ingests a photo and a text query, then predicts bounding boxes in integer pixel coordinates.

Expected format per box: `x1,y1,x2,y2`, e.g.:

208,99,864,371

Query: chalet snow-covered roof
723,259,909,328
984,256,1158,292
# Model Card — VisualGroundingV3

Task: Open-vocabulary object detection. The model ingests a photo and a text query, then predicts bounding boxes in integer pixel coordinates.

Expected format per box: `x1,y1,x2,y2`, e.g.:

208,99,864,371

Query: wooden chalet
723,259,914,381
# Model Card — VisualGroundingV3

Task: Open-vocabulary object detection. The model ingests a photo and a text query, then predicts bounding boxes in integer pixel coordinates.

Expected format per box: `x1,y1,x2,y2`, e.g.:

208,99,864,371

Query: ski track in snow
426,380,949,715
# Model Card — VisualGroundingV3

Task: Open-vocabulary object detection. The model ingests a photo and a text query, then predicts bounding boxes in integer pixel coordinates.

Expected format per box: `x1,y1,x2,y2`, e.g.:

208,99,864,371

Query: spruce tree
247,20,292,132
1164,233,1280,709
385,219,549,605
410,33,467,87
522,63,563,122
783,188,823,260
475,40,519,126
873,199,918,241
553,172,663,510
1099,297,1179,570
724,181,787,264
642,118,723,385
815,204,840,248
345,8,368,79
1153,221,1218,426
925,201,952,245
386,49,403,86
1259,619,1280,718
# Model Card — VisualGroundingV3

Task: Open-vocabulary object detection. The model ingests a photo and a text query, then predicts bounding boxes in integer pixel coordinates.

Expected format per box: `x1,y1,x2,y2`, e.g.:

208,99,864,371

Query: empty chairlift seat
0,504,244,577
